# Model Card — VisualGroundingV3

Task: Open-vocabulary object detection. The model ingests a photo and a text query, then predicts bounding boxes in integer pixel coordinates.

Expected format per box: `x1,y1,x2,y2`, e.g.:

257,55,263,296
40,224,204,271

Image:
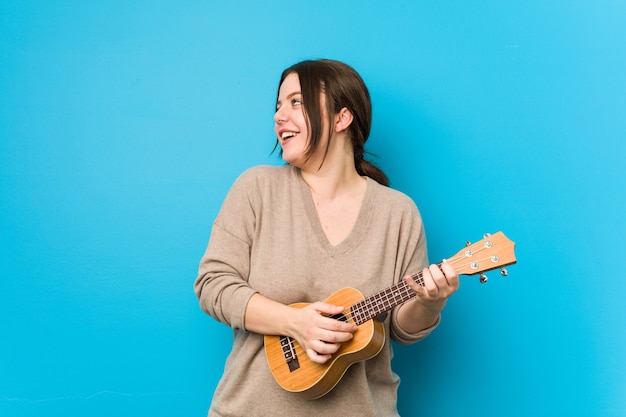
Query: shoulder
234,165,293,186
223,165,298,209
228,165,294,193
367,178,419,213
216,166,294,227
365,178,425,237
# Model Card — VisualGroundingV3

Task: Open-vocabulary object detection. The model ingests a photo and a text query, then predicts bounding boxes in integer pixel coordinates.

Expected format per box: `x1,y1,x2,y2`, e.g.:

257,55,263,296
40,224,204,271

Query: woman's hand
407,260,459,309
288,302,357,364
397,260,459,334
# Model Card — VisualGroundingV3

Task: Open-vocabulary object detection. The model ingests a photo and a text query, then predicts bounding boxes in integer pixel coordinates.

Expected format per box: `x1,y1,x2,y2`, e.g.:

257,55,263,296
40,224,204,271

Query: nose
274,107,287,124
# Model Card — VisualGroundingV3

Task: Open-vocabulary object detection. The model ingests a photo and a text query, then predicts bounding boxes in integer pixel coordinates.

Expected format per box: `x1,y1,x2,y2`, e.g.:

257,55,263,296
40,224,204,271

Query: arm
244,293,356,364
396,260,459,334
195,222,356,364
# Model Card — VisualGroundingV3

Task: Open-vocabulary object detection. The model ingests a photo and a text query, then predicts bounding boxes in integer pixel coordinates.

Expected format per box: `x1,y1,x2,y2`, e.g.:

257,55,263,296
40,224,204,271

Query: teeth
281,132,297,140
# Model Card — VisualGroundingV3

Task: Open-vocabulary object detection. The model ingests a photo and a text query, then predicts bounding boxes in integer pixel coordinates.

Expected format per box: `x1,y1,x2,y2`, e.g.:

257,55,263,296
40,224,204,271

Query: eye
291,98,302,106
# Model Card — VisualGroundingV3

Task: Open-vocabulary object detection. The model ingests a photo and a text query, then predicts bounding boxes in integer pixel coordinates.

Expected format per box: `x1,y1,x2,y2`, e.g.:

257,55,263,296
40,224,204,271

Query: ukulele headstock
448,231,516,283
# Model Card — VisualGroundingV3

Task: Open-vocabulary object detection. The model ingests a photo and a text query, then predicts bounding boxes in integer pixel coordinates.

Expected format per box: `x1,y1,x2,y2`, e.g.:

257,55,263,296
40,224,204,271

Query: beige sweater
195,165,438,417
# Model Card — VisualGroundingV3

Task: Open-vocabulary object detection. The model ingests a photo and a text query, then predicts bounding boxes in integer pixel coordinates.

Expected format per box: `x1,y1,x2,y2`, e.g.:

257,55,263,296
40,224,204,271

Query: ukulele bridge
279,335,300,372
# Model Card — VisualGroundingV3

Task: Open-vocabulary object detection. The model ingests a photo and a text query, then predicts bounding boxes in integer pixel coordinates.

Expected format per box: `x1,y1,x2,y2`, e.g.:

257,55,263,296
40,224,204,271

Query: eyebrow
276,91,302,106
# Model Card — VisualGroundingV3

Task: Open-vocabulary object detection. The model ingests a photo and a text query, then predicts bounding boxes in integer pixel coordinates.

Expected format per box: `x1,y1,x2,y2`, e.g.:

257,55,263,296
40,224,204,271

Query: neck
300,162,365,200
299,133,365,200
299,129,366,200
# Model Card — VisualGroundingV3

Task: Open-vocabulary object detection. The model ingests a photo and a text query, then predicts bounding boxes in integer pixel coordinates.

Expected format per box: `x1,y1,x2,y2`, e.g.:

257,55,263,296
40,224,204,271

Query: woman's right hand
288,302,357,364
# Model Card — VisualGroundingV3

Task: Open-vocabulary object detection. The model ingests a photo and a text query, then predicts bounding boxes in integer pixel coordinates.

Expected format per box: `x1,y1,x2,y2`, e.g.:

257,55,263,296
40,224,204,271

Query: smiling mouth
280,131,299,141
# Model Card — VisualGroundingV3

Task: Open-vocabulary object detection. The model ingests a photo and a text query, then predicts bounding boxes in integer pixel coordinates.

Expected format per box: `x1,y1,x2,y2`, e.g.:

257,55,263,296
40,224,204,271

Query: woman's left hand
405,260,459,311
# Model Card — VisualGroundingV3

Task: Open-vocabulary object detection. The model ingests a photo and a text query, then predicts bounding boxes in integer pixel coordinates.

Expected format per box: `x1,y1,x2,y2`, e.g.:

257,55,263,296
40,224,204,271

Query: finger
440,260,460,287
404,275,420,291
315,327,354,344
429,263,446,282
421,267,440,297
312,303,357,333
431,263,457,292
320,316,357,335
305,338,343,363
313,302,346,315
306,348,332,364
314,339,341,355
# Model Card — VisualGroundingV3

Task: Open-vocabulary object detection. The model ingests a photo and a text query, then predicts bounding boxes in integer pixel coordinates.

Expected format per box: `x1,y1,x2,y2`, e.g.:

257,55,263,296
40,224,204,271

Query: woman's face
274,72,319,167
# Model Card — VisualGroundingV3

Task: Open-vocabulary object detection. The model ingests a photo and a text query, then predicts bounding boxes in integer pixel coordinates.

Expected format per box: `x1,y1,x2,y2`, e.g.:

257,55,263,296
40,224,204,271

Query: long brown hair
276,59,389,186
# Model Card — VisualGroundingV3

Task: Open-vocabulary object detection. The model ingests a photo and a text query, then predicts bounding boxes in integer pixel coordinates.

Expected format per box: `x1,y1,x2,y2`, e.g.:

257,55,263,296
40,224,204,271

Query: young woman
194,59,459,416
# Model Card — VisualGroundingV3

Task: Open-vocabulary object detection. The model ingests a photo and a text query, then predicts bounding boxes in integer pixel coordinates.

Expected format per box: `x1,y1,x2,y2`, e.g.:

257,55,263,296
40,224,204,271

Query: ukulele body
264,287,385,399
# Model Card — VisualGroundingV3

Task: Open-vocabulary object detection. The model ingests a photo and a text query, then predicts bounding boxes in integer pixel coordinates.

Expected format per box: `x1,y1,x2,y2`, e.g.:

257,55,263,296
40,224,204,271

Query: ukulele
264,231,516,399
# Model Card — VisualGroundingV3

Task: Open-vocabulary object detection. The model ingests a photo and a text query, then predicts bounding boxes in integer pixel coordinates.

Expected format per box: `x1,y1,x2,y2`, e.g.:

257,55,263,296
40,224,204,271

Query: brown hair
276,59,389,186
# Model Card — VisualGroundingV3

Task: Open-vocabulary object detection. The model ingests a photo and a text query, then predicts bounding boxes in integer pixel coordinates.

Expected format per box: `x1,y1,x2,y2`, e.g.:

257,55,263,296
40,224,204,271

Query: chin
280,149,299,165
281,154,306,168
281,155,298,166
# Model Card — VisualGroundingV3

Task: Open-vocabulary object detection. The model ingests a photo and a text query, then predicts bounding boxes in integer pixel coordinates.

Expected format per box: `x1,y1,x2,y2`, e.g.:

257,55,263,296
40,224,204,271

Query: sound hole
329,312,348,322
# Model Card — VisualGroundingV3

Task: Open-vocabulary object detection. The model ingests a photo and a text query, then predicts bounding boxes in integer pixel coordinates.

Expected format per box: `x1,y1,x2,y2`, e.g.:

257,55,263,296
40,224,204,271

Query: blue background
2,1,625,416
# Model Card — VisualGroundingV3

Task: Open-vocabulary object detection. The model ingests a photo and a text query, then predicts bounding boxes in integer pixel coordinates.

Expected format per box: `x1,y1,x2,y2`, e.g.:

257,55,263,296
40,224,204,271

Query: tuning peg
500,268,508,277
480,273,488,283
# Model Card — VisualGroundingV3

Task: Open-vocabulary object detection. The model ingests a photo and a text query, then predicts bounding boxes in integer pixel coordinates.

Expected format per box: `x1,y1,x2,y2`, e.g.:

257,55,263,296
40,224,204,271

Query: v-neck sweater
195,165,437,417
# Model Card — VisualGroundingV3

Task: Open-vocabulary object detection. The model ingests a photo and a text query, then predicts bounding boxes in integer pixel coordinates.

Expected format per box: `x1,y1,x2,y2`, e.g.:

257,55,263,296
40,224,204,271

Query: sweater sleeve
388,200,441,345
193,170,260,330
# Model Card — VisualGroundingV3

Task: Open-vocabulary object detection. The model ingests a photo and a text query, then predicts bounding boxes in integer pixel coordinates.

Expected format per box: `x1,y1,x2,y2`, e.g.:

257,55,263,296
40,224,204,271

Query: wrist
419,298,447,313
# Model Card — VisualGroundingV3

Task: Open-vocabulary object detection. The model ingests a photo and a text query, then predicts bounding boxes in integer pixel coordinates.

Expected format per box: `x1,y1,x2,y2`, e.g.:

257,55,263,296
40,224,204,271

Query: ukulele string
334,243,498,328
448,238,497,268
287,246,497,357
446,241,501,273
408,261,445,287
285,245,502,361
357,248,496,325
285,309,355,358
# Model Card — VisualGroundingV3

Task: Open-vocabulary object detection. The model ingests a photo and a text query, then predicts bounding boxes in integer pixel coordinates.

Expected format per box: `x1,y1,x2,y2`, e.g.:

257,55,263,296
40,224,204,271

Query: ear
334,107,354,133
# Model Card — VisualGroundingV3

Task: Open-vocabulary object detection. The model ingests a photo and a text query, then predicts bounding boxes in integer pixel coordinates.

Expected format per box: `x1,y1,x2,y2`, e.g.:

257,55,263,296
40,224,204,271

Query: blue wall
1,1,625,416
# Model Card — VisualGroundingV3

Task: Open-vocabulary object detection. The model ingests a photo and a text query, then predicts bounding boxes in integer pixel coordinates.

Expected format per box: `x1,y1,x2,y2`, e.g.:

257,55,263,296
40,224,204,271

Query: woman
194,59,459,416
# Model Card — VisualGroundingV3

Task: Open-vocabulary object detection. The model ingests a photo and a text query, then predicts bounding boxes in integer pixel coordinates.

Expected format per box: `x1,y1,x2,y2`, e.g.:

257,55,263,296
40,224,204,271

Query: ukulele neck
349,271,425,325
